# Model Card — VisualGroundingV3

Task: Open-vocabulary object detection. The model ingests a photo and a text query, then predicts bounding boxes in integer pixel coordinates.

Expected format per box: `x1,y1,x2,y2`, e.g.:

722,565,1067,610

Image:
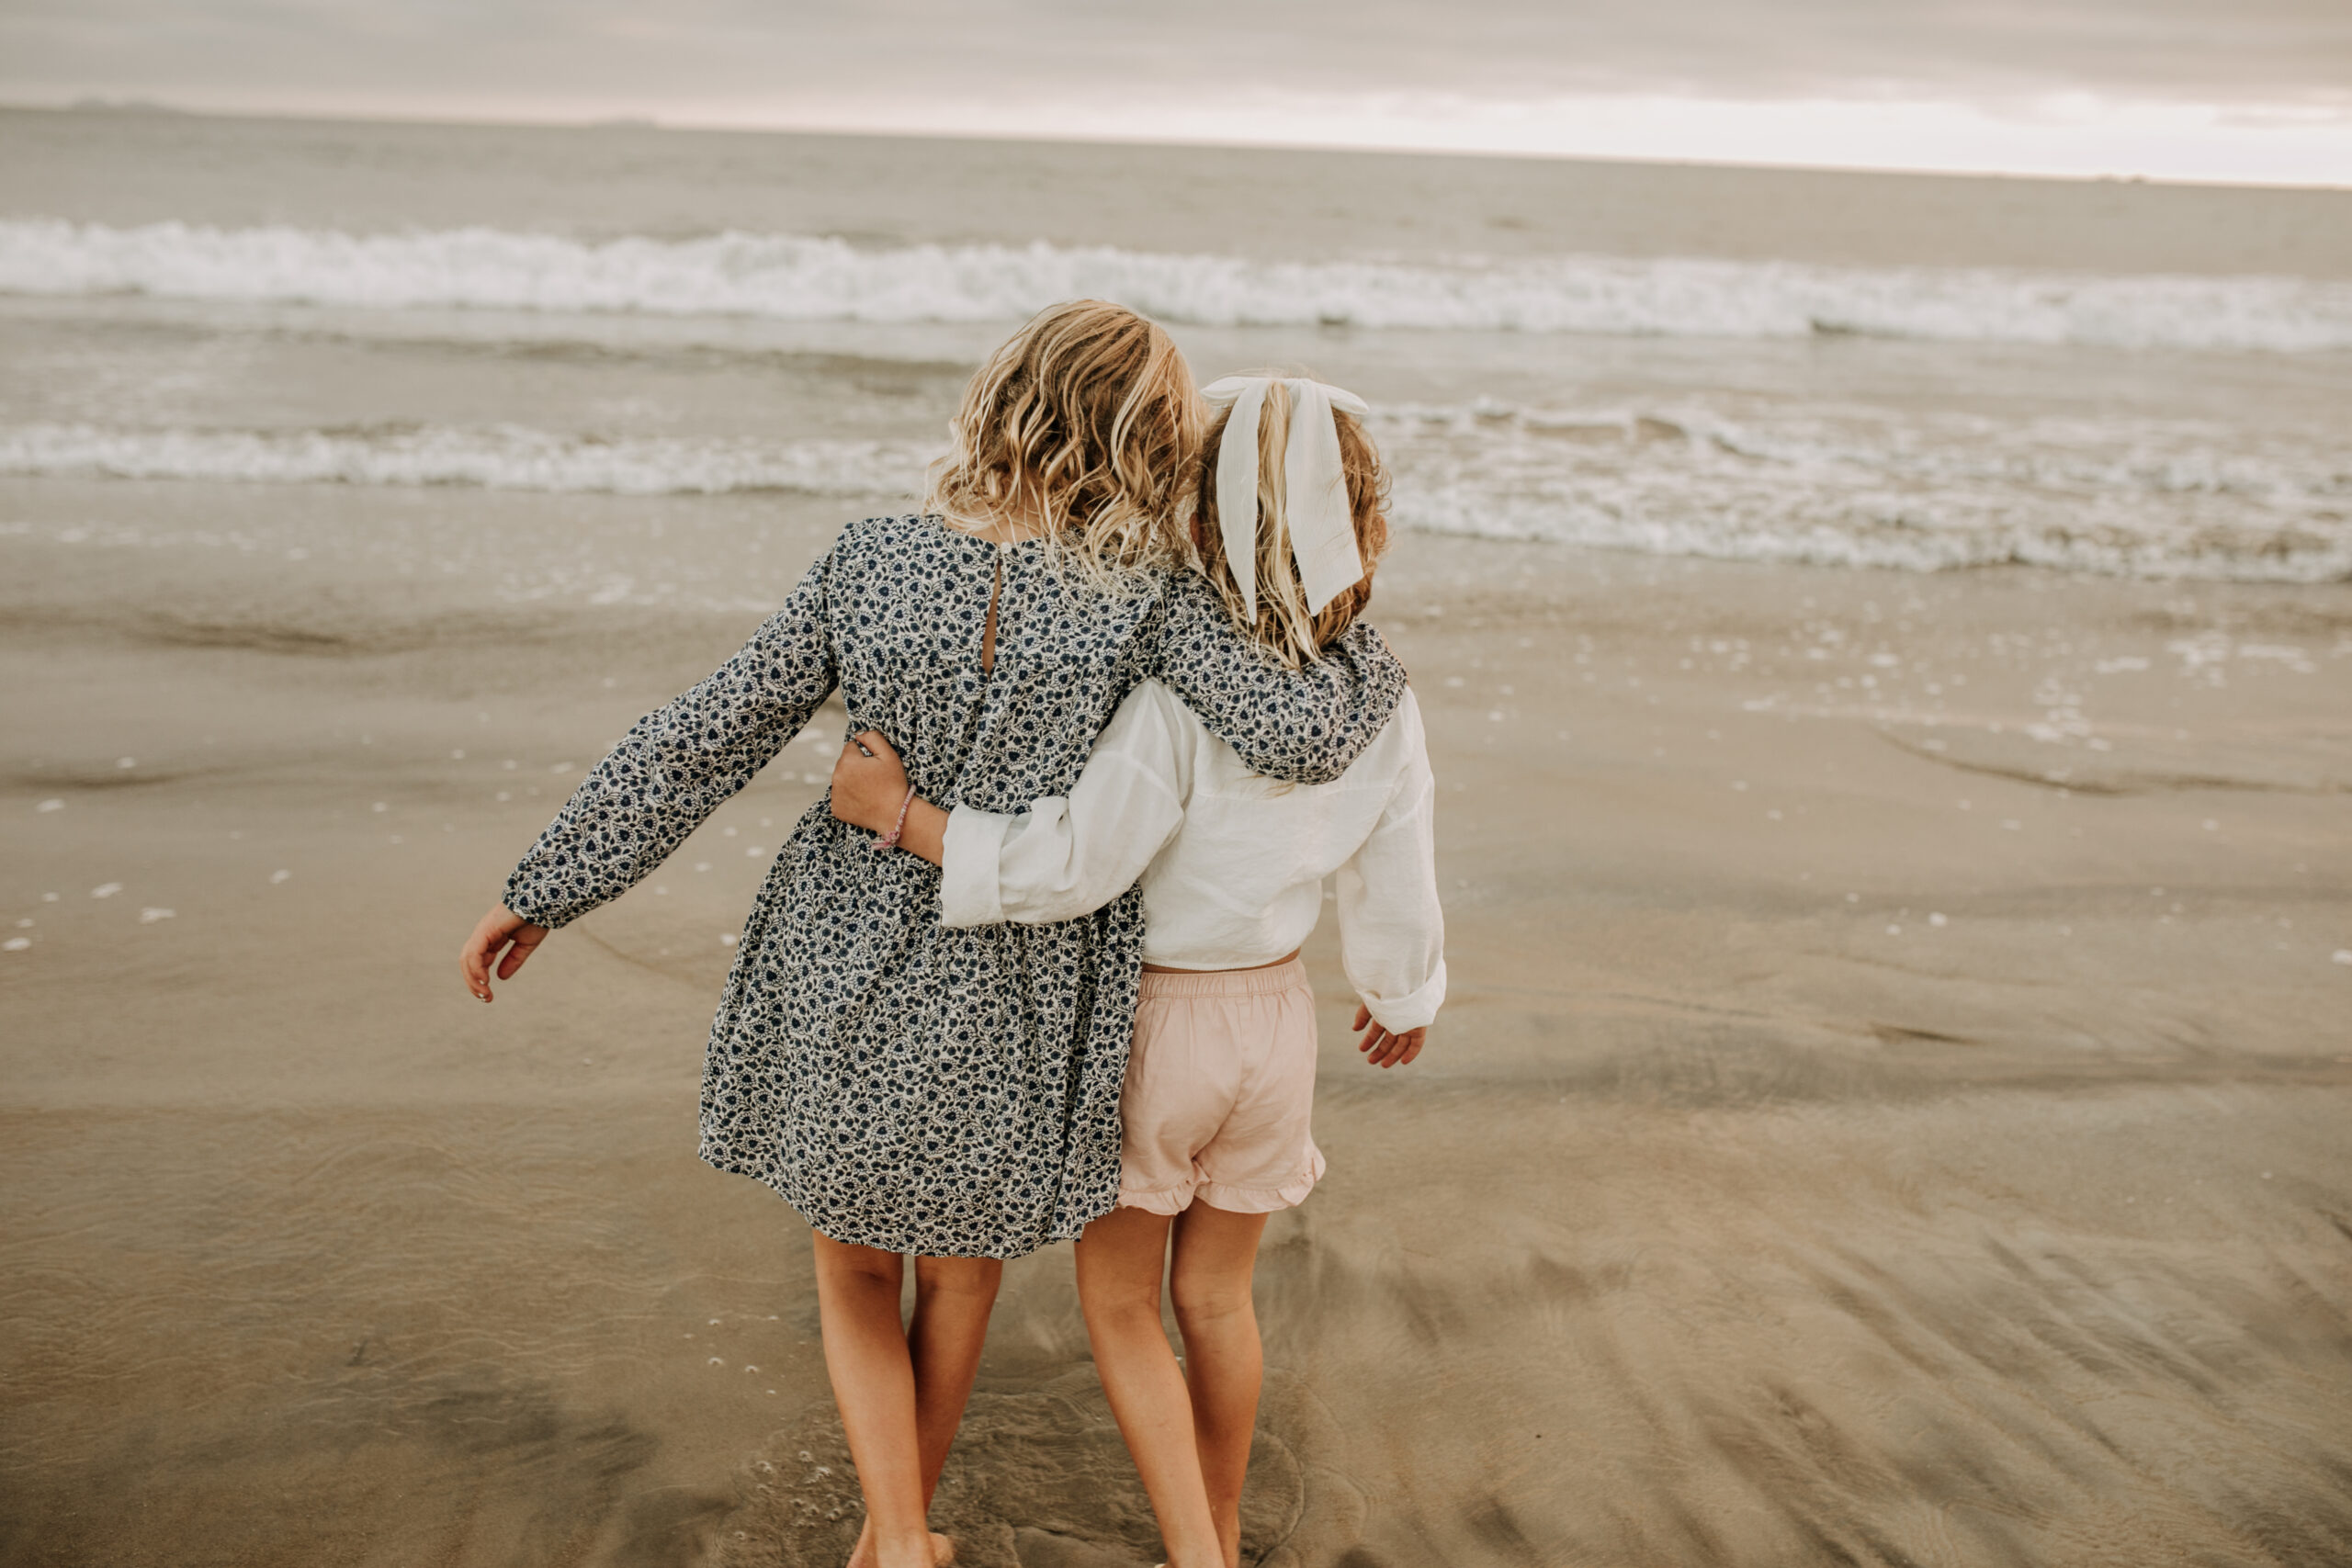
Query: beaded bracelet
869,784,917,852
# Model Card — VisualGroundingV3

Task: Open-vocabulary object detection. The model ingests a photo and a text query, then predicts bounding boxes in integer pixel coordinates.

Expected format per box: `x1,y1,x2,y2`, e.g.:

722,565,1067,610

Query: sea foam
1378,403,2352,581
7,412,2344,582
0,422,932,497
4,219,2350,352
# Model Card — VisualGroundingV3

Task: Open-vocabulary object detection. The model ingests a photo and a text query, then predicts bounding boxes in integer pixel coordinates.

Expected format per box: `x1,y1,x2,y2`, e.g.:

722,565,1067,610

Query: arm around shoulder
1149,576,1408,786
937,681,1193,928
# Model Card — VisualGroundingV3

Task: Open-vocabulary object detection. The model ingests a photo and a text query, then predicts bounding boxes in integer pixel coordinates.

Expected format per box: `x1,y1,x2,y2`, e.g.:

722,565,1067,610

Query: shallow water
3,107,2350,582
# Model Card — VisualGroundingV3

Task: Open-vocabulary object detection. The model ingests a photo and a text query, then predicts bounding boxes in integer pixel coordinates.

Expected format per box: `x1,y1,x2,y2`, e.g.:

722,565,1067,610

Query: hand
460,904,548,1003
831,730,911,834
1353,1003,1426,1069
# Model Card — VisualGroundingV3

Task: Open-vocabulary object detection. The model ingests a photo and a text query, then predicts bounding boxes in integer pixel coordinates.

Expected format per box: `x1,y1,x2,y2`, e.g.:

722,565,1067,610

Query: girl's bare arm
831,732,947,866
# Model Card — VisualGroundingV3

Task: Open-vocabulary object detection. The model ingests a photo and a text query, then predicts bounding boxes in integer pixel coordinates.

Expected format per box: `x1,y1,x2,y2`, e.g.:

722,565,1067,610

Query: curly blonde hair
926,299,1200,584
1193,380,1391,668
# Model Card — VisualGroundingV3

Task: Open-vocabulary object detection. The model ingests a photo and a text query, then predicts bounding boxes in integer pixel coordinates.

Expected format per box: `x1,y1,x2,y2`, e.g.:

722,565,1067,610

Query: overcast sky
6,0,2349,183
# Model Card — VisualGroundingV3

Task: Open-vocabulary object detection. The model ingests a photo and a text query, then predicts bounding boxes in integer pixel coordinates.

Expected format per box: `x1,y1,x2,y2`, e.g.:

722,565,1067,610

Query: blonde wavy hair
926,299,1200,584
1193,378,1391,668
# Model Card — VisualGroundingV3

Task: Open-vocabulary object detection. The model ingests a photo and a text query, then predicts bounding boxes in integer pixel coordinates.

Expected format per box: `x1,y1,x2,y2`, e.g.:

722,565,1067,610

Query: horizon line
7,95,2349,196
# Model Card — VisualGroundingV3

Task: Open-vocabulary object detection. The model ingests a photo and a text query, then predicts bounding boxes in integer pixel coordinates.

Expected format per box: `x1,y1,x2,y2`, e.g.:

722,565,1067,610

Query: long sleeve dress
502,513,1408,1258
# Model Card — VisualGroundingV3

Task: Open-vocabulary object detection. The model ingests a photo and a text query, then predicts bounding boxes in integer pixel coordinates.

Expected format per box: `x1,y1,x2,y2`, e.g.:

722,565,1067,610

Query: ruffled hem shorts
1116,959,1325,1215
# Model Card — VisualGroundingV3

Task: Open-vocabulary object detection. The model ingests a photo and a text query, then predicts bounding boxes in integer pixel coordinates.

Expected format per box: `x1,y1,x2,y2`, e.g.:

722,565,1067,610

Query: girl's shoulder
819,514,1180,633
1363,685,1435,798
831,512,958,561
820,513,1018,594
830,513,1171,579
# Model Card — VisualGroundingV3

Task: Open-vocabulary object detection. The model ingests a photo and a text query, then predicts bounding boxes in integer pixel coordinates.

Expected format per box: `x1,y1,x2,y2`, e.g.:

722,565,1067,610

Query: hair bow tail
1282,379,1366,617
1213,380,1268,623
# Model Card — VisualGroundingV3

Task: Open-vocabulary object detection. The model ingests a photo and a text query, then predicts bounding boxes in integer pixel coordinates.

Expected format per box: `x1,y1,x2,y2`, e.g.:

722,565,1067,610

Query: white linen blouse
940,680,1446,1032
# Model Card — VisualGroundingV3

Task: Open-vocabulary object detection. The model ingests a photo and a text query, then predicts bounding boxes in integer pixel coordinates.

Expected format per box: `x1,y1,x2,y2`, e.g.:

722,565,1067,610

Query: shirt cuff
939,806,1012,927
1362,958,1446,1033
500,870,575,931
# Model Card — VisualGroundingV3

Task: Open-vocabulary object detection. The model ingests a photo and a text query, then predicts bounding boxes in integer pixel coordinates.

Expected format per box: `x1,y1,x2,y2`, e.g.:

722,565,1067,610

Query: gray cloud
5,0,2348,115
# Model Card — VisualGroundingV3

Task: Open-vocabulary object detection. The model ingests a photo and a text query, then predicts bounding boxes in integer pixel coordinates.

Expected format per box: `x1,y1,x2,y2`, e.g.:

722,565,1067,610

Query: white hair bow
1201,376,1371,623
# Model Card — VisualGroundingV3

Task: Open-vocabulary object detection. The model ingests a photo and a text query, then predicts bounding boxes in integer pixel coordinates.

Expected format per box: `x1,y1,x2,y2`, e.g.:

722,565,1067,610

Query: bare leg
811,1234,944,1568
839,1251,1004,1568
1075,1205,1225,1568
1169,1202,1270,1568
908,1254,1004,1502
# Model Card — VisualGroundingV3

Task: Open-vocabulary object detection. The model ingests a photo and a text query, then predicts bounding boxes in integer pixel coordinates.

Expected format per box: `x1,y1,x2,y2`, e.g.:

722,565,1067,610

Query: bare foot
843,1521,955,1568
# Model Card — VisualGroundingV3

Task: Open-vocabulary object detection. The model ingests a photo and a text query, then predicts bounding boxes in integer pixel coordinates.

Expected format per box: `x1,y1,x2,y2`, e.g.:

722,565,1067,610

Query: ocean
5,106,2348,592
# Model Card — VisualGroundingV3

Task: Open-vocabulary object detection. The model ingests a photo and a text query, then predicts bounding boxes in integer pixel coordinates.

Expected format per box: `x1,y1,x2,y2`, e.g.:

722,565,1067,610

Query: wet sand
4,483,2350,1566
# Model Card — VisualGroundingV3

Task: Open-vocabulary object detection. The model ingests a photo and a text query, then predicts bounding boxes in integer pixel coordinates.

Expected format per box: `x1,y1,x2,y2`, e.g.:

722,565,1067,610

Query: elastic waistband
1137,958,1309,999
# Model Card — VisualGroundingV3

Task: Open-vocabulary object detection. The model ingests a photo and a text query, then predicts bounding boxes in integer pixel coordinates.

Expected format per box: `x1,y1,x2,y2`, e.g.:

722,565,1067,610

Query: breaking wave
0,421,931,496
5,218,2350,352
1378,402,2352,581
7,411,2345,582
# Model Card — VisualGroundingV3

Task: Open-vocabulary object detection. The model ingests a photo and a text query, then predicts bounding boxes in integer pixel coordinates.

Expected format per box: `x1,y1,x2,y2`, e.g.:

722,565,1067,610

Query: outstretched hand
831,730,911,835
460,904,549,1003
1353,1003,1426,1069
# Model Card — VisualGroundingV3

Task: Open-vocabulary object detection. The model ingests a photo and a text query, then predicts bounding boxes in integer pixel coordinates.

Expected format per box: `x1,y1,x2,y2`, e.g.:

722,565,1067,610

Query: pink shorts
1117,959,1325,1215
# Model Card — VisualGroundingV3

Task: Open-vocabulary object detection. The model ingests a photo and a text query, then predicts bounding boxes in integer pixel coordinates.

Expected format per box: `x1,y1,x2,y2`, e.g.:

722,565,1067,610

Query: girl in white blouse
832,375,1442,1568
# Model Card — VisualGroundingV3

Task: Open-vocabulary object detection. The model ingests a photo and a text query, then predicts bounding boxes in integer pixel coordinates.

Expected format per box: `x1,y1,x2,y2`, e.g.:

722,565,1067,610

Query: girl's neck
949,502,1051,544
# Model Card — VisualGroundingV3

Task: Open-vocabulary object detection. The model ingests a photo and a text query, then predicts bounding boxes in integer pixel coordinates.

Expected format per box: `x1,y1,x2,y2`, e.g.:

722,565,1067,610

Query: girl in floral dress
457,304,1406,1568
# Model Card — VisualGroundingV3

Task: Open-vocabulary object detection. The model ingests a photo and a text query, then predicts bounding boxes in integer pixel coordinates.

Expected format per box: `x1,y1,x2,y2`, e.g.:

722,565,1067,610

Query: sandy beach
6,467,2348,1564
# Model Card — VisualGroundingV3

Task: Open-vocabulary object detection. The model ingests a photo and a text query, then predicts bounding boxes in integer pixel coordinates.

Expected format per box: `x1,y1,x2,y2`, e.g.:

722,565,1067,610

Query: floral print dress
504,514,1407,1258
